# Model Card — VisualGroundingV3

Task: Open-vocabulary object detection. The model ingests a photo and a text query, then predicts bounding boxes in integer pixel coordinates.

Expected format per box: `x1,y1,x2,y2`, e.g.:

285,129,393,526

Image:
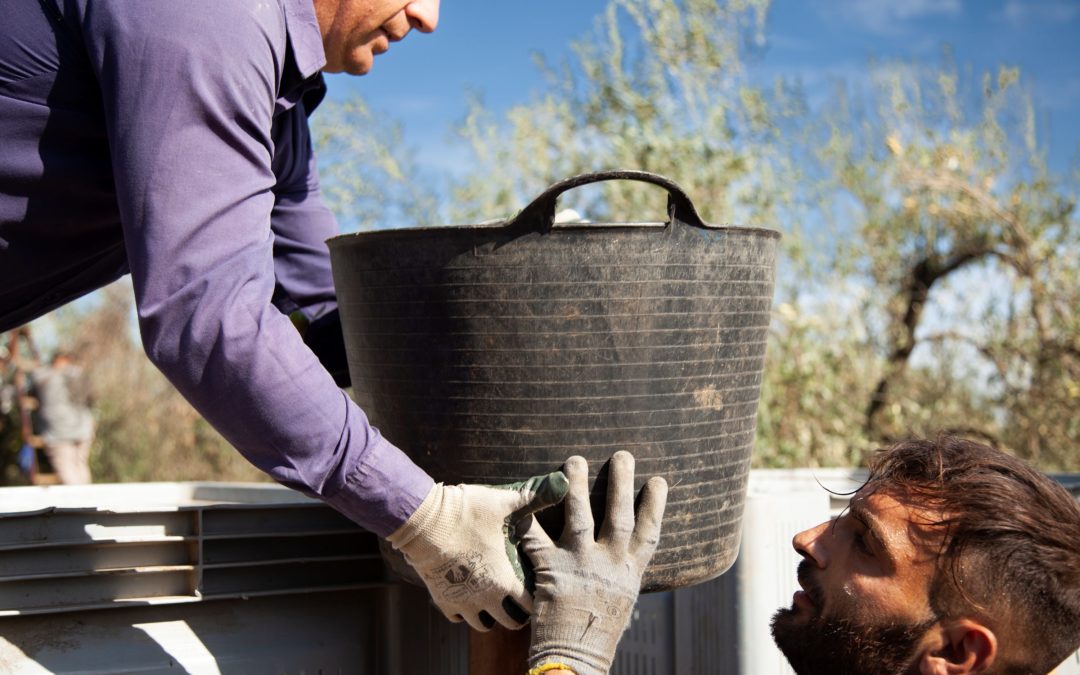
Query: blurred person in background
1,328,45,481
28,351,95,485
525,436,1080,675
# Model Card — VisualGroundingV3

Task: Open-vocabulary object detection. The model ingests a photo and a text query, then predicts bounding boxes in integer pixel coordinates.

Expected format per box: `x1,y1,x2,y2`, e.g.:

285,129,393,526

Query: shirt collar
283,0,326,79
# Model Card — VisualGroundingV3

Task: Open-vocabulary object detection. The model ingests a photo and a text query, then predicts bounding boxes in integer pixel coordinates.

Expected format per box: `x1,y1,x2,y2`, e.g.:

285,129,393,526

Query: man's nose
793,520,831,567
405,0,439,33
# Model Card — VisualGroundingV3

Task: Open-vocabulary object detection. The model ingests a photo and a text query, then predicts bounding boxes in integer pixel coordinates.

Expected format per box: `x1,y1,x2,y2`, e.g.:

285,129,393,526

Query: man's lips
793,589,815,610
794,559,824,612
376,24,410,53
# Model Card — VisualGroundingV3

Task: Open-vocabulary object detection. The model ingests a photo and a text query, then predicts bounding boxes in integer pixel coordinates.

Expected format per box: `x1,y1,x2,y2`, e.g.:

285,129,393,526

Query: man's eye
853,531,873,556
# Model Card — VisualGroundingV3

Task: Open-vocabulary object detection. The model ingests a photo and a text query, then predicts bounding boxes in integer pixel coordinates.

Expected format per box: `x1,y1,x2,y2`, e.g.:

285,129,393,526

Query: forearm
268,117,350,386
267,105,339,326
140,283,432,535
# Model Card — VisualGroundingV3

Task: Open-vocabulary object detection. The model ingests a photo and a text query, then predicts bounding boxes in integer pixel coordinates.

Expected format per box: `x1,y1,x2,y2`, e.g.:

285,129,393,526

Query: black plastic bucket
328,171,779,591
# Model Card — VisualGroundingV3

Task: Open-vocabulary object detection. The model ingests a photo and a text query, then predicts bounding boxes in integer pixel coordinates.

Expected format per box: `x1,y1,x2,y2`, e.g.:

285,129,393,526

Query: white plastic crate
0,482,386,616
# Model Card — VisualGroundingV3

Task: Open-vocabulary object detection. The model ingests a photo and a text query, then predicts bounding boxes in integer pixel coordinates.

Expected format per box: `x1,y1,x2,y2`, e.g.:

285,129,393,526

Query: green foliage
309,97,440,231
448,0,800,231
756,294,879,467
814,58,1079,468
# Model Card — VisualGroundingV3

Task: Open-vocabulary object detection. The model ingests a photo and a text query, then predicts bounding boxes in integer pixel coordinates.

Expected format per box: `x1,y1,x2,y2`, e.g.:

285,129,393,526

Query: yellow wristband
527,664,576,675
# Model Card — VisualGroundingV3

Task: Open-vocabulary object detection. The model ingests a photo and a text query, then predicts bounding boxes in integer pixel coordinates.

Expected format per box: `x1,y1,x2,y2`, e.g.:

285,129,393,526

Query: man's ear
918,619,997,674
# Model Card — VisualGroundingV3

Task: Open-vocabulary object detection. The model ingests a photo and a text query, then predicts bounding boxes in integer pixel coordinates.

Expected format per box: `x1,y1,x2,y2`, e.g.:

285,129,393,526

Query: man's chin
770,606,805,652
771,604,798,626
343,58,374,76
332,48,374,76
770,607,928,675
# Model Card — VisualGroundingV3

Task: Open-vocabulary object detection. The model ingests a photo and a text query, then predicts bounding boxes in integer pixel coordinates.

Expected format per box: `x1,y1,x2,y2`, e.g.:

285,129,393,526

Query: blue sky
325,0,1080,176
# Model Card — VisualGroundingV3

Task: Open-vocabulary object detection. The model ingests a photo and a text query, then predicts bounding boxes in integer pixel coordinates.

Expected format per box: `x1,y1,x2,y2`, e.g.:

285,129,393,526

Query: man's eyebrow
848,500,896,567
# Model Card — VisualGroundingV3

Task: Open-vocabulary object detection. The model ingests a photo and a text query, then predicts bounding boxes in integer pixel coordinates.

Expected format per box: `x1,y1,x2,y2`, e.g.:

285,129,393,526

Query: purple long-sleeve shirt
0,0,433,535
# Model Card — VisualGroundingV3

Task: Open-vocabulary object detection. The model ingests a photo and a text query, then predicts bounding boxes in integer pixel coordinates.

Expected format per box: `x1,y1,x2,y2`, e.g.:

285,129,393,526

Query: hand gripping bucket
328,170,780,591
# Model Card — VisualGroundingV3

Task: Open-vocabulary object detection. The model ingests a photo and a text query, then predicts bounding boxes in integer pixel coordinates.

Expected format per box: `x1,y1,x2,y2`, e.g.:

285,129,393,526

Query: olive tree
816,61,1078,467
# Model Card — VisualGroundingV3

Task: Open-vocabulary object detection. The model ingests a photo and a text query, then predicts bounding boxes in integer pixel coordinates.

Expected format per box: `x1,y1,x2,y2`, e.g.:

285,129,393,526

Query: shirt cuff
322,431,436,538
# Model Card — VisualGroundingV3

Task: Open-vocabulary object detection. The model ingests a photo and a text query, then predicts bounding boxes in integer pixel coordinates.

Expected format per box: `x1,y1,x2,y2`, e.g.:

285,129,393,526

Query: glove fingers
560,455,594,545
506,470,570,521
435,598,531,632
498,590,533,628
430,598,465,624
599,450,637,546
518,513,556,554
433,598,496,633
461,611,492,632
631,475,669,563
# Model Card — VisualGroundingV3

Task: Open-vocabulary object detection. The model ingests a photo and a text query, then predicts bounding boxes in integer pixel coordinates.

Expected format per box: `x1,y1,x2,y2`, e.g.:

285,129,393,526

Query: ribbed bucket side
331,222,778,591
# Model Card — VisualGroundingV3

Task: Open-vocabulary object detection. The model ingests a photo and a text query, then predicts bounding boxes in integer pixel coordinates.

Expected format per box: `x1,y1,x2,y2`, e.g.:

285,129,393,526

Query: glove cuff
527,663,580,675
527,650,607,675
386,482,445,551
528,603,628,675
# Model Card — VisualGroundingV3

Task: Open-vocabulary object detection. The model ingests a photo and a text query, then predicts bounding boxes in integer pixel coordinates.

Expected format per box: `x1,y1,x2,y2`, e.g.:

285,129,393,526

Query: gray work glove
520,451,668,675
386,472,569,631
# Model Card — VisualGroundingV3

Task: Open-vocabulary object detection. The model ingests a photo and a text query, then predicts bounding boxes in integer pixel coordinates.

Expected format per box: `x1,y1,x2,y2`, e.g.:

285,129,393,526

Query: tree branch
865,247,996,435
918,330,1012,384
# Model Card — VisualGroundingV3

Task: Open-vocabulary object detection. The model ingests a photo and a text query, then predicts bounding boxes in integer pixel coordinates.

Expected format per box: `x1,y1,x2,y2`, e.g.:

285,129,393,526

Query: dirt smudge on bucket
694,386,725,411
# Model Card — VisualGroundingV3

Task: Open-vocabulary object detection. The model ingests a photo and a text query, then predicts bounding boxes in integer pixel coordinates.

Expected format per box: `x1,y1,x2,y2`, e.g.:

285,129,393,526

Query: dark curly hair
865,435,1080,674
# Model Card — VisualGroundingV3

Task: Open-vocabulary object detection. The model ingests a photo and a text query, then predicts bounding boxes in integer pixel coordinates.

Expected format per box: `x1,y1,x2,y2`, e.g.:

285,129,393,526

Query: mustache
796,559,826,611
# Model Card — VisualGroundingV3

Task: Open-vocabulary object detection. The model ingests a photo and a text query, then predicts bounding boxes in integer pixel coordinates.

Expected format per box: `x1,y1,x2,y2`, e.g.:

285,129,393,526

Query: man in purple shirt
0,0,568,631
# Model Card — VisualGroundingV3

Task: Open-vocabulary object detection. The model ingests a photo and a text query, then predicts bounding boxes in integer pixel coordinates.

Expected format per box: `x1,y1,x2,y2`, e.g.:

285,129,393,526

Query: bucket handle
507,170,709,234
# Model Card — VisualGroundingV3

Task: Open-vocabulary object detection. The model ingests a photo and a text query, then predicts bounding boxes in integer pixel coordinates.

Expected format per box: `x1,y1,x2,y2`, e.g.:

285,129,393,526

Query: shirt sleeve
77,0,432,536
267,97,352,387
268,94,338,323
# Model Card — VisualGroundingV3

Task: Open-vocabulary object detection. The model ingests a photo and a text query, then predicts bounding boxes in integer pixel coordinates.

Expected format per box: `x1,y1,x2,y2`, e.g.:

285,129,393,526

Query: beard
769,561,936,675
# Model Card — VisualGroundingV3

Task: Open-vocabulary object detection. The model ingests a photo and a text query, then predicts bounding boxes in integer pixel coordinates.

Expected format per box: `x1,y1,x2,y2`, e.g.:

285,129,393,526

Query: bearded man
525,436,1080,675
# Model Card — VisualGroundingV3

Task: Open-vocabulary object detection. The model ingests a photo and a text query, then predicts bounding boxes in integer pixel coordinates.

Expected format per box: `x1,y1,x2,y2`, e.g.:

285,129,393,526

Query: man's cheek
819,582,865,622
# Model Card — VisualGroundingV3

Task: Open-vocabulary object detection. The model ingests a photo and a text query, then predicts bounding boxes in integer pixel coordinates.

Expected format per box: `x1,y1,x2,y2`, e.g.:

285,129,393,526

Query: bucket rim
328,221,782,248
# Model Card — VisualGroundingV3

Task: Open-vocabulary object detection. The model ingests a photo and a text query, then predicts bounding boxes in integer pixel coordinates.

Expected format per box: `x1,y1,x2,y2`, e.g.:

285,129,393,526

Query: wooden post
469,624,530,674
